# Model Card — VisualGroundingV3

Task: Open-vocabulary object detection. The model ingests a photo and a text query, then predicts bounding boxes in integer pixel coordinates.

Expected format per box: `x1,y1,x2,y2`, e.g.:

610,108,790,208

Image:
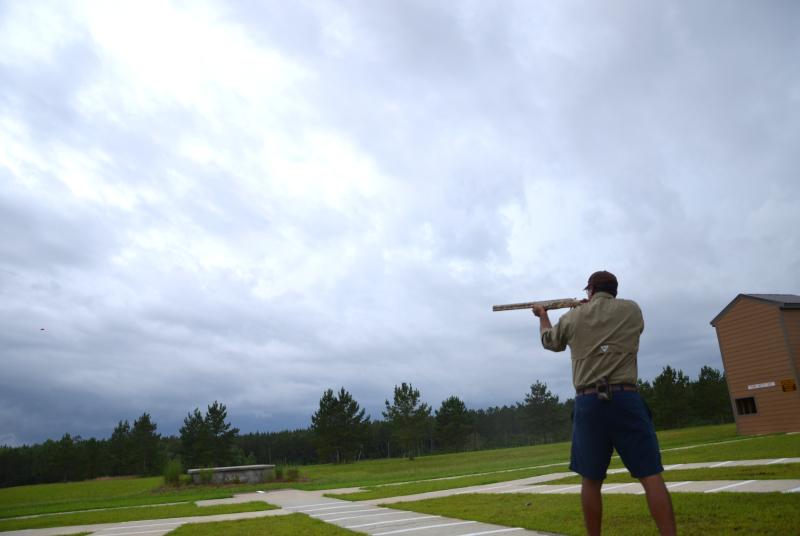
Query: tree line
0,366,732,487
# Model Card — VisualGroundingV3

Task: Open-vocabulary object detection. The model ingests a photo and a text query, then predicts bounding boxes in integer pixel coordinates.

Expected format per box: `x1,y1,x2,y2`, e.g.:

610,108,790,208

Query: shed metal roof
710,293,800,326
744,294,800,304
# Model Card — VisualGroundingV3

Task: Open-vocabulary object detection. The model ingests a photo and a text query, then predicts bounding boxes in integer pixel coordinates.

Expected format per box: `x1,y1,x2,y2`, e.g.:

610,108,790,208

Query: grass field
546,463,800,485
304,423,778,493
0,502,275,532
605,429,800,469
297,440,572,490
386,492,800,536
0,477,285,519
659,432,800,464
330,425,800,500
2,424,799,533
328,463,570,500
168,513,359,535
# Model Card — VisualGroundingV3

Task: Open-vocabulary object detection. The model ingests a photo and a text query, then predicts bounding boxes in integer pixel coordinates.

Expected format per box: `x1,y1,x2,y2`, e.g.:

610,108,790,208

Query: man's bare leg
639,474,676,535
581,478,603,536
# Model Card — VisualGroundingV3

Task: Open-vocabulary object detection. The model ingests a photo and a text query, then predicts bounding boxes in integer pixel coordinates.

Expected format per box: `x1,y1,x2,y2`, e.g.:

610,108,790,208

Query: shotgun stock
492,298,582,312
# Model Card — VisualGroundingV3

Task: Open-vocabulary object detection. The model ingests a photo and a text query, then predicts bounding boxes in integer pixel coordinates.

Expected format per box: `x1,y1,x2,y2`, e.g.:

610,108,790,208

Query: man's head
584,270,618,297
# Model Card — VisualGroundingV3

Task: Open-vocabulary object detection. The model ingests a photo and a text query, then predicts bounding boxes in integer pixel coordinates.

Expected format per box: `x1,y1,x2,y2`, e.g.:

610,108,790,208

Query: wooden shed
710,294,800,435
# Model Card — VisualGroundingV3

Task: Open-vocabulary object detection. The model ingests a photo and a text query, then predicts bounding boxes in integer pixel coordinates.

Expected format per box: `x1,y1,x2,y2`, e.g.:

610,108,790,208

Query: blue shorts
570,391,663,480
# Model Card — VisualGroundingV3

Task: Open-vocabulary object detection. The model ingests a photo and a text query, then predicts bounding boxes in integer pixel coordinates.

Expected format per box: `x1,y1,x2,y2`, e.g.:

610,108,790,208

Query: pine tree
689,366,733,424
651,366,691,429
523,381,563,443
311,388,370,463
434,396,473,451
180,408,210,468
131,413,161,475
109,420,133,475
205,401,239,467
383,383,431,460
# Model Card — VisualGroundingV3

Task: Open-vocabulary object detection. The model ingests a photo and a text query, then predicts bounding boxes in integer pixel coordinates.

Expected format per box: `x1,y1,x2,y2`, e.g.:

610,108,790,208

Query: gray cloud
1,1,798,445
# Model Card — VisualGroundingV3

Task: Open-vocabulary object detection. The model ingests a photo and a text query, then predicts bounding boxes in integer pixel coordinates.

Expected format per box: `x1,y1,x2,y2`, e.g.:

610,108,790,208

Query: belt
575,383,638,396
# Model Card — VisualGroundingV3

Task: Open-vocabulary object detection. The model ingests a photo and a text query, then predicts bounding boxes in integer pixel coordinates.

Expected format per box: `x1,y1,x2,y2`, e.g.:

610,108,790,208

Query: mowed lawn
0,477,280,519
168,513,359,535
386,492,800,536
0,438,574,520
294,423,753,492
328,464,571,500
2,424,798,532
299,439,573,490
330,425,800,500
0,502,275,532
548,463,800,485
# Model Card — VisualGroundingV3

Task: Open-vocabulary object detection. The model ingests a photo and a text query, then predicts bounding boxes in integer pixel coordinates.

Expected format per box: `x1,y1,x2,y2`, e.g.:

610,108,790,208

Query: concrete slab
195,491,274,506
368,462,571,489
484,479,800,495
267,492,551,535
352,458,800,505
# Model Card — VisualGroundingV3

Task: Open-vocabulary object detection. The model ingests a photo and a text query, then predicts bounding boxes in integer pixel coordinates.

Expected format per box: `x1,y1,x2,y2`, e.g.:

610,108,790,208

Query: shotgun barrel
492,298,582,312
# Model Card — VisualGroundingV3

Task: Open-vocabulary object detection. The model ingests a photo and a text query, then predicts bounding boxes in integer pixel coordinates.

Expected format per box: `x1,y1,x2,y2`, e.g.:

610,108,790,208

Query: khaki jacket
541,292,643,389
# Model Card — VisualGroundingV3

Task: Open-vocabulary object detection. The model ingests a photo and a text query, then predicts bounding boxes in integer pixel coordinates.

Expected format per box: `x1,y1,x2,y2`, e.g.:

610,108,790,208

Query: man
532,271,676,536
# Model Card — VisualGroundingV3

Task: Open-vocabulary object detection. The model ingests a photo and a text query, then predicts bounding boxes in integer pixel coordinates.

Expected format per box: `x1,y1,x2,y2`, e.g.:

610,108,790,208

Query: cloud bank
1,0,798,445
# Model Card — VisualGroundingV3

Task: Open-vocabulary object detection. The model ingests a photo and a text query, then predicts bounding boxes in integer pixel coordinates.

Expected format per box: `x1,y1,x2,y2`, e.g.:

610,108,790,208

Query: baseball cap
584,270,618,290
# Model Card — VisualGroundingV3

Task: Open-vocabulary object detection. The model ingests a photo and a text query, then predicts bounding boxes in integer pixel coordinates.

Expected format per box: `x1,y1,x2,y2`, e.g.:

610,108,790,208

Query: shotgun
492,298,583,312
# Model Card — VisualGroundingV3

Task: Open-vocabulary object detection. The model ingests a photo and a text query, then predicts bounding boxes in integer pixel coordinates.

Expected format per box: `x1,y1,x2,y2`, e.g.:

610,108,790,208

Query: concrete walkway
3,457,799,536
261,489,549,536
354,457,800,506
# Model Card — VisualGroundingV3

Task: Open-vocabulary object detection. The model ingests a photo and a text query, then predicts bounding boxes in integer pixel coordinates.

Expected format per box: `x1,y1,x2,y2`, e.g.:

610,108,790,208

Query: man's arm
532,304,552,336
534,303,570,352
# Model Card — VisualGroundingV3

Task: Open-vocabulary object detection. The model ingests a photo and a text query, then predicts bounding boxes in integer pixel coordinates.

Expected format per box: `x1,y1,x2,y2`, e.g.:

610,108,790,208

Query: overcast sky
2,1,798,446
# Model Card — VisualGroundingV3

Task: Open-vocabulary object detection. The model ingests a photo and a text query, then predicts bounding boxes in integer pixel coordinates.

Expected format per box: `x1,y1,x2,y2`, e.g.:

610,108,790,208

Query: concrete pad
725,457,800,466
372,519,479,535
368,463,570,489
343,513,441,529
313,507,391,520
505,479,800,495
326,510,423,524
324,487,365,494
275,493,551,535
256,488,330,508
195,491,275,506
703,479,800,493
598,483,641,494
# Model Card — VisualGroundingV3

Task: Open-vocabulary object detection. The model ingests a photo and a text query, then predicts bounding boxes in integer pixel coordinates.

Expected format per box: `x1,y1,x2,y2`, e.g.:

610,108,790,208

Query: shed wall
783,309,800,374
715,299,800,434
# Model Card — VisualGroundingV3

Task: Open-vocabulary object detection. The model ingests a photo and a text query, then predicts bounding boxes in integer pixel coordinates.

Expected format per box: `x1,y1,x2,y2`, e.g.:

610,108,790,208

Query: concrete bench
187,464,275,484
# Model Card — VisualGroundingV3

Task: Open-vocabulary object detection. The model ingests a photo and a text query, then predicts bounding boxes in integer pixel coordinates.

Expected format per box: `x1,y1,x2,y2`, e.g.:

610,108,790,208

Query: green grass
386,492,800,536
329,426,799,500
658,432,800,464
654,423,739,449
0,441,573,517
167,513,360,535
301,424,788,492
0,502,275,532
328,463,569,500
3,424,797,530
0,477,288,519
604,429,800,470
295,440,573,490
547,463,800,485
